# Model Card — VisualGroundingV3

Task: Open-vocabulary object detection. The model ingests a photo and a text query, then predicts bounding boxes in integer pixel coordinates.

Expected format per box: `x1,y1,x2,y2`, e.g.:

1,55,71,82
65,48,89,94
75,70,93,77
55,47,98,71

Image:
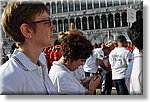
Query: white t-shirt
0,49,57,95
109,47,133,80
49,61,86,95
130,53,143,95
83,48,104,73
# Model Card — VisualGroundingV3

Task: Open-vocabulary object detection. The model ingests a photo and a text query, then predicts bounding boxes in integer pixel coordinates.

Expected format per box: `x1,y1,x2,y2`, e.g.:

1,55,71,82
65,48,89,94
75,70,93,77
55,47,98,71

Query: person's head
106,40,117,50
136,10,143,21
127,14,143,52
93,43,99,48
102,46,110,56
116,35,127,47
61,32,93,71
133,33,143,51
2,1,55,48
58,32,68,44
65,30,84,36
58,30,83,44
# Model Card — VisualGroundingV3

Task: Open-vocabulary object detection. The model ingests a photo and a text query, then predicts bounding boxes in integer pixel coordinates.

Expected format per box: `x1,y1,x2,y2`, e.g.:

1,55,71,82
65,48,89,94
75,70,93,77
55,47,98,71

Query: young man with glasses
0,1,57,94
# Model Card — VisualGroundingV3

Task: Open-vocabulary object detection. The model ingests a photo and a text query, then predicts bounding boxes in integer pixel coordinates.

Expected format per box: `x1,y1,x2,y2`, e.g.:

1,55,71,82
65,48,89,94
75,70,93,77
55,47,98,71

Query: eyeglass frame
31,17,52,27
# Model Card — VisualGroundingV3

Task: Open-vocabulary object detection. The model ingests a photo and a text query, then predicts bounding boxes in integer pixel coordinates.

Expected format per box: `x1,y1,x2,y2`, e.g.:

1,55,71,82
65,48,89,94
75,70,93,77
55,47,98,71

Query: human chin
49,40,54,47
49,37,54,45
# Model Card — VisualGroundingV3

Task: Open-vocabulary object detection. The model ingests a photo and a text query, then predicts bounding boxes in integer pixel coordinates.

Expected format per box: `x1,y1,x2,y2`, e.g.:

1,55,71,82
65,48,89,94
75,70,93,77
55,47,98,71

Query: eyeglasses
31,18,52,27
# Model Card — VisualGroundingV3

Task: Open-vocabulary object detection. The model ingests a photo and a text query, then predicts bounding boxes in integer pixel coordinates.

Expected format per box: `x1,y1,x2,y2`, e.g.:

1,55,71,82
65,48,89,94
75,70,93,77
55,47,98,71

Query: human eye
43,20,50,24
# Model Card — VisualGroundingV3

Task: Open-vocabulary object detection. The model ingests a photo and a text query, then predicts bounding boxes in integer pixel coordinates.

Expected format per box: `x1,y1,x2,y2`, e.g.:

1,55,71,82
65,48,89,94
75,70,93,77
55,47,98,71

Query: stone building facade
0,0,143,53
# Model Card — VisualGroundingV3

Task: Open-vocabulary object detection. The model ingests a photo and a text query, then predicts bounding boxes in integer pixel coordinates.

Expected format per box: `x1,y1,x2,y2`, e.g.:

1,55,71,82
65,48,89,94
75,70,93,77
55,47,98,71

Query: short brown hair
2,1,49,44
61,33,93,62
58,30,84,44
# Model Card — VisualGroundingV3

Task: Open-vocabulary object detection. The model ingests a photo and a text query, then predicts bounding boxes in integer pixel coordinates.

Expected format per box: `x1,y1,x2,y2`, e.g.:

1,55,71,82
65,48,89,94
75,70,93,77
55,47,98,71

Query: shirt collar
12,49,46,71
53,61,73,73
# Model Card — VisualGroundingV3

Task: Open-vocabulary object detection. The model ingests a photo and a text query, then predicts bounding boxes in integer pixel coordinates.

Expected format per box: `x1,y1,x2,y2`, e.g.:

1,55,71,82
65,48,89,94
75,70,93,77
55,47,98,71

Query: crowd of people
0,1,143,95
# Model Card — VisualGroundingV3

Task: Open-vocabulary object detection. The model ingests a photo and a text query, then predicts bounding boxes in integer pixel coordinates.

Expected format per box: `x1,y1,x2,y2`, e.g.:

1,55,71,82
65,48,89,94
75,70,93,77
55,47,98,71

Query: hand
88,75,101,91
81,77,92,89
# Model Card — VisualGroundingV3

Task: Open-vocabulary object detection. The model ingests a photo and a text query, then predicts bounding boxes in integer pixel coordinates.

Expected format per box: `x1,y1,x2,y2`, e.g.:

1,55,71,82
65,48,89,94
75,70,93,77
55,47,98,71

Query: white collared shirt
49,61,86,95
0,49,57,95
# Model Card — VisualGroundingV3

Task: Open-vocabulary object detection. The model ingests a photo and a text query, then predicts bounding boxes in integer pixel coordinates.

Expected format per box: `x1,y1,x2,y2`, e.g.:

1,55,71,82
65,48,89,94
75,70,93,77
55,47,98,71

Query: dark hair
102,46,110,56
133,33,143,51
2,1,49,44
127,28,143,51
117,35,127,43
58,30,83,44
54,40,60,46
61,33,93,62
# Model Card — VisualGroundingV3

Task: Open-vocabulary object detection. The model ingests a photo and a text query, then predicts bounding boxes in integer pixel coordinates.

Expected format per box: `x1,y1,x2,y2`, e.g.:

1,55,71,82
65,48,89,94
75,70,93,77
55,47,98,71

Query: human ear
20,23,33,39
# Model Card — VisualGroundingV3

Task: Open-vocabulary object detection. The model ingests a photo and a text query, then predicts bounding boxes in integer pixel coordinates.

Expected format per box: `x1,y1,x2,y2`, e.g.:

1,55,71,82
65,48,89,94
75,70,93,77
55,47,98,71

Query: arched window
63,1,68,12
75,0,80,11
121,0,126,5
81,1,86,10
100,0,106,8
115,13,121,27
70,18,74,30
94,1,99,8
87,0,92,9
46,2,50,14
135,0,141,3
95,16,100,29
76,18,81,30
107,0,112,7
51,2,56,14
108,14,114,28
58,20,63,32
57,1,62,13
114,0,119,6
122,12,128,27
101,15,107,28
88,16,94,30
69,0,74,12
128,0,133,4
52,20,57,33
64,19,68,32
82,17,87,30
70,18,74,24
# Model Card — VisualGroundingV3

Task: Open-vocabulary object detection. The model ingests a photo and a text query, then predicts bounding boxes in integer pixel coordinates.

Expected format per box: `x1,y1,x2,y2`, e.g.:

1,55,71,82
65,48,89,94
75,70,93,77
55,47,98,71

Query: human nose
50,23,55,32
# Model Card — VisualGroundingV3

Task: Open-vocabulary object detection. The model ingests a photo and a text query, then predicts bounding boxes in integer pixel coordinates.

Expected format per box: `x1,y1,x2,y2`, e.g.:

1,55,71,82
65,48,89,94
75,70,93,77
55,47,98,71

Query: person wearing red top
44,47,51,73
53,45,62,61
